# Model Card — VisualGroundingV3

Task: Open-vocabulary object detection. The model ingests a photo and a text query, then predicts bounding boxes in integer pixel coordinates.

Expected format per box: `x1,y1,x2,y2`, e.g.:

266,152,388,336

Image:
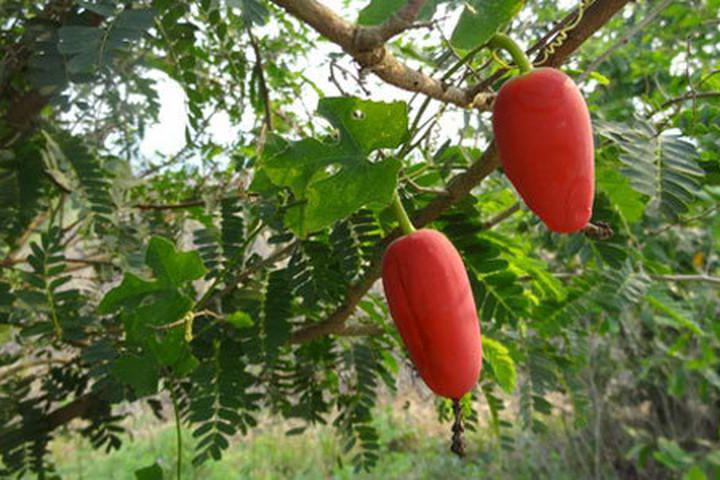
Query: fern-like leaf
596,119,704,220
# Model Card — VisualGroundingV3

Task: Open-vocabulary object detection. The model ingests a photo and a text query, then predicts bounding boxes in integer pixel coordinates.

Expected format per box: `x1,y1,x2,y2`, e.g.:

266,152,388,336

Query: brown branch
247,27,273,132
198,241,298,310
650,274,720,286
353,0,427,49
0,392,105,453
133,200,206,210
290,0,633,345
658,91,720,110
0,356,72,383
270,0,486,109
483,202,521,229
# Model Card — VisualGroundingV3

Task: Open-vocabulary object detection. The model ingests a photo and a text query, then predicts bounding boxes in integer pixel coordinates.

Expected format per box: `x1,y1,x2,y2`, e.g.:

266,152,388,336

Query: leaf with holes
261,97,407,237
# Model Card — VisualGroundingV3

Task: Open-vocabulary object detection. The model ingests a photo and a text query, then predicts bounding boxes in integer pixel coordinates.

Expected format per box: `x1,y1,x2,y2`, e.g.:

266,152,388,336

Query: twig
578,0,673,82
483,203,521,229
658,91,720,110
648,204,719,236
134,200,206,210
0,356,72,383
247,26,273,132
649,274,720,286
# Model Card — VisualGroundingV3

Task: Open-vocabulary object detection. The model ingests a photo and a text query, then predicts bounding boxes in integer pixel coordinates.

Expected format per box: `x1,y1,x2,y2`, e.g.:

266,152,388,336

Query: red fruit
492,67,594,233
382,229,482,399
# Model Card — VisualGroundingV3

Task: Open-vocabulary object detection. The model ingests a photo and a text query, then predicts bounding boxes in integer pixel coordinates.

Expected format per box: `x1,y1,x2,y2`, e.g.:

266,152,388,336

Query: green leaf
654,438,695,470
450,0,525,51
482,336,517,393
682,465,708,480
57,26,103,55
98,273,164,314
134,462,164,480
647,293,704,336
357,0,439,25
597,167,645,223
596,120,704,220
112,353,160,396
227,0,269,25
77,1,117,17
146,236,207,287
227,311,254,330
262,97,407,236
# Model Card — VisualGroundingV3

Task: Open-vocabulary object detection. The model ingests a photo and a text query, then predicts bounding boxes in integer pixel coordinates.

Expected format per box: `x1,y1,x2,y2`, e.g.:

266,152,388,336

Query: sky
138,0,587,164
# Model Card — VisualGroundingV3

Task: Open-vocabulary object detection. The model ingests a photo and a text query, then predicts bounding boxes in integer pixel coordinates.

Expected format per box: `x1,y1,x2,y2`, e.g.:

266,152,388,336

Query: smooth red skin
492,68,595,233
382,229,482,399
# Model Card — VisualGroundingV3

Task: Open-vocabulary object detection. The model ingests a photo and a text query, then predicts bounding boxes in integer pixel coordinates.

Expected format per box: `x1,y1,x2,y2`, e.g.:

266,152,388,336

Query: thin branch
0,209,49,268
658,91,720,110
521,272,720,286
648,204,719,236
134,200,206,210
578,0,673,82
483,203,521,229
197,241,298,310
650,274,720,286
0,356,72,383
247,26,273,132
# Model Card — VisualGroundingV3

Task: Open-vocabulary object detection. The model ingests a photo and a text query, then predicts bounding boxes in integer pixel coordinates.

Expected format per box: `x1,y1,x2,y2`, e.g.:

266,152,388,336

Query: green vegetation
1,1,719,479
52,400,603,480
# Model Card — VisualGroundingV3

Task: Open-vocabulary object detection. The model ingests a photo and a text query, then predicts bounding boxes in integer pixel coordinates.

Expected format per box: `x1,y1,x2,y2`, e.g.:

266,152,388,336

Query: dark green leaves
357,0,439,26
100,237,205,387
261,97,408,237
146,237,207,287
57,8,156,74
450,0,525,51
134,462,164,480
112,353,159,396
228,0,270,25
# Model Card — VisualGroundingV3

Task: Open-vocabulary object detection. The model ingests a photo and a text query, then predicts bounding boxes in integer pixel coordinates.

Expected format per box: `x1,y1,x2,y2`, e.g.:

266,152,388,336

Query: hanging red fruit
382,229,482,400
491,36,594,233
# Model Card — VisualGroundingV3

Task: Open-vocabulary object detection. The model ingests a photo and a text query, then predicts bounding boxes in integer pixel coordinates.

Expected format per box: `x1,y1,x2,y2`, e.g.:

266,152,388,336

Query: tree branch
658,91,720,110
650,274,720,286
290,0,633,345
270,0,488,109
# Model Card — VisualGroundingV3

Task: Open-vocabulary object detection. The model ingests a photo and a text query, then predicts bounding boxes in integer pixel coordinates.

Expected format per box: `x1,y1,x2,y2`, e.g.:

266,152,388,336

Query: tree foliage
0,0,719,478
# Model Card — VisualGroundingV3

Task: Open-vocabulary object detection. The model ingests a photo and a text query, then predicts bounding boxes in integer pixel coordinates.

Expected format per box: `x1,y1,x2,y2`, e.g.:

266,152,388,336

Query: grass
49,393,607,480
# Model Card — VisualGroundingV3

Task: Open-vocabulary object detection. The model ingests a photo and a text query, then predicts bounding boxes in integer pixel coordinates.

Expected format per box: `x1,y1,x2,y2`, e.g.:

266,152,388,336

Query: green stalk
169,383,183,480
489,33,533,74
391,192,416,235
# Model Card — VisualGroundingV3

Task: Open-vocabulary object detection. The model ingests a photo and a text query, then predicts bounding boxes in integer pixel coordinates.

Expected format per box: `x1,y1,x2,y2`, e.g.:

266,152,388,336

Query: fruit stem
450,398,466,458
489,33,532,74
391,191,416,235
